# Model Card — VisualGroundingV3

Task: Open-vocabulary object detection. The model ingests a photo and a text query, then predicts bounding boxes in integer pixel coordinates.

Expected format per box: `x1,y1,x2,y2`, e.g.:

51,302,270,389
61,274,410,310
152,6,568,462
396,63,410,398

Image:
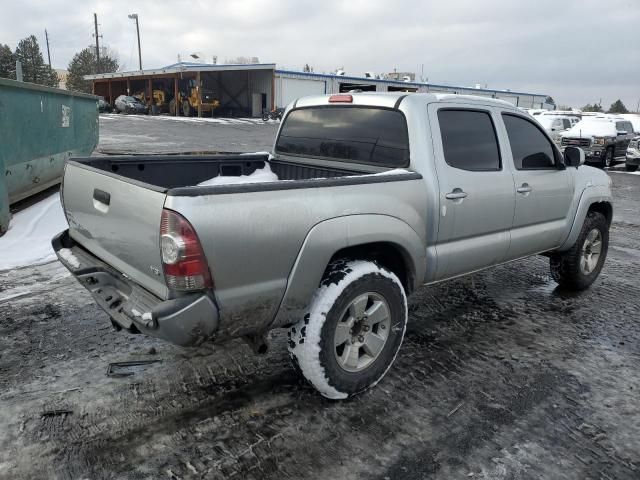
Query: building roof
275,69,548,99
82,61,548,100
84,62,276,80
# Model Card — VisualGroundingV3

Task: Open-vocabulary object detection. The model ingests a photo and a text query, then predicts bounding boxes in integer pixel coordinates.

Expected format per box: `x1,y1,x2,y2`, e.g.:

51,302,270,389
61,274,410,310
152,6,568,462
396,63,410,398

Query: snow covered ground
0,193,67,271
99,113,276,126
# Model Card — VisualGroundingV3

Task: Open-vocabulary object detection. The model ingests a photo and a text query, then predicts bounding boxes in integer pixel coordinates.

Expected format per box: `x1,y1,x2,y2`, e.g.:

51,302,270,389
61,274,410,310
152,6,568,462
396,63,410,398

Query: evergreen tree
0,43,15,79
66,47,119,93
608,99,629,114
14,35,58,86
582,103,604,113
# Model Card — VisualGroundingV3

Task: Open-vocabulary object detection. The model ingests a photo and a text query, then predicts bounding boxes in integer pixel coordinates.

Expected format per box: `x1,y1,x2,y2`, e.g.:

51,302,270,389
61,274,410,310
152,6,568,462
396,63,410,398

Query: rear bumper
52,230,219,346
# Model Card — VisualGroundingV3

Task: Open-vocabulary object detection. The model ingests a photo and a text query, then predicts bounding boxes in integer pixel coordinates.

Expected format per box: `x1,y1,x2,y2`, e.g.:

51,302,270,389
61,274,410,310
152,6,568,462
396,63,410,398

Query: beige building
55,69,68,90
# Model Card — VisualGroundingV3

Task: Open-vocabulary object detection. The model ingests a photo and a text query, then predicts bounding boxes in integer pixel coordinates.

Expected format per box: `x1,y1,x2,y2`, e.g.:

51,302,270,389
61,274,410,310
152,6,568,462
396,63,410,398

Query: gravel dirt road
0,116,638,479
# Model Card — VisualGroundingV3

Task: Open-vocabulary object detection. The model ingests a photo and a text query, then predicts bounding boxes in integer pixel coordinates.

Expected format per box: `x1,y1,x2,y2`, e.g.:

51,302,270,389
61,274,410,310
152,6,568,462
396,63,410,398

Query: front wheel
626,164,638,172
550,211,609,290
182,101,191,117
602,147,614,169
288,260,407,399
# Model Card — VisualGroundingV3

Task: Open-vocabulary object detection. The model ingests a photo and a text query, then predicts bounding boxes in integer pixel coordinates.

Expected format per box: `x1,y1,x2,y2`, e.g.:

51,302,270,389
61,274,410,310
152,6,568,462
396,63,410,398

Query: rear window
275,107,410,167
438,109,501,171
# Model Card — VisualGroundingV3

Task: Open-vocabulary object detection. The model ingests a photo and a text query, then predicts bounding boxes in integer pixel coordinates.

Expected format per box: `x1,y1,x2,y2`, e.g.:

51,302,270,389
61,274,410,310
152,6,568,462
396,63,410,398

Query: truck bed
61,153,424,340
73,154,365,191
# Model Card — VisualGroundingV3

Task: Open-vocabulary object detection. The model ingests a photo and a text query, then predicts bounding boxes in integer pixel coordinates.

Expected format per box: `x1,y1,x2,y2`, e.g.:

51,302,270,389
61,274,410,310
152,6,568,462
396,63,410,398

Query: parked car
621,114,640,171
560,116,634,168
53,92,612,399
535,115,573,144
627,137,640,171
98,97,112,113
114,95,148,114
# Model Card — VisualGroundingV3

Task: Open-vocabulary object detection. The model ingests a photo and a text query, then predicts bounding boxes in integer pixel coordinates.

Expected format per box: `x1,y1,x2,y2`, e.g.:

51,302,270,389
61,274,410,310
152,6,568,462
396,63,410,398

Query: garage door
278,78,326,107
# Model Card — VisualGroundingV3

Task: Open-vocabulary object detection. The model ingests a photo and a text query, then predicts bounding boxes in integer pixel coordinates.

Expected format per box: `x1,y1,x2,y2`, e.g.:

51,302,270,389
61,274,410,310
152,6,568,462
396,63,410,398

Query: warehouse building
274,70,552,110
85,62,552,117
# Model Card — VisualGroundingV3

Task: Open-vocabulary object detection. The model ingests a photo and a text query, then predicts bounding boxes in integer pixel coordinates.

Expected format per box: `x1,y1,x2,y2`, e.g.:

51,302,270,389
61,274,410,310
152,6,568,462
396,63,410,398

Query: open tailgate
62,162,168,299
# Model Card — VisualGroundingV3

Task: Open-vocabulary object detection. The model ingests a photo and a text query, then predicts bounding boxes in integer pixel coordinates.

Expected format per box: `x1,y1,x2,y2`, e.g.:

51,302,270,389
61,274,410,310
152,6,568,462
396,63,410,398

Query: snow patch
561,119,617,138
58,248,80,268
0,289,33,302
289,260,407,400
196,162,413,187
197,163,279,186
240,151,272,157
0,193,68,271
373,168,412,176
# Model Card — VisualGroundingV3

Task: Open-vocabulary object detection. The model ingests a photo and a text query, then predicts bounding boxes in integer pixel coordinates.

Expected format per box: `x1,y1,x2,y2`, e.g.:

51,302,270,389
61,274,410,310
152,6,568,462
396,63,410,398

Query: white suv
536,115,573,144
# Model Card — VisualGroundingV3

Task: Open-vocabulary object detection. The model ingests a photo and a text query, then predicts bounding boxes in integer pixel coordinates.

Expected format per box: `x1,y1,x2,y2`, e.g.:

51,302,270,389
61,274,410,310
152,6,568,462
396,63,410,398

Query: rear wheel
288,260,407,399
550,211,609,290
626,164,638,172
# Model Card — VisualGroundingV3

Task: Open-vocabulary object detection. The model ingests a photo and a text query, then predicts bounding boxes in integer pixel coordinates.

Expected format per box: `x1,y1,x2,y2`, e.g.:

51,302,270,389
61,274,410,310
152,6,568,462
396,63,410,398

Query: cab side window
503,114,557,170
438,109,501,171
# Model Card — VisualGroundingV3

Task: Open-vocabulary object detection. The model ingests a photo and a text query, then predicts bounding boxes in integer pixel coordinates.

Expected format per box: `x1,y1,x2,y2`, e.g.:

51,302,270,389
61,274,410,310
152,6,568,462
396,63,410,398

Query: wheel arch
270,215,426,328
558,186,612,251
327,242,415,293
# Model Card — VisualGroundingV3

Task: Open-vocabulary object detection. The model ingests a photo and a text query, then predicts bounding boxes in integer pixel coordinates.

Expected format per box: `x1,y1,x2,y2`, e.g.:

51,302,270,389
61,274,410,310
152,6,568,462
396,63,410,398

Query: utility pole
44,29,52,68
93,13,101,73
128,14,142,70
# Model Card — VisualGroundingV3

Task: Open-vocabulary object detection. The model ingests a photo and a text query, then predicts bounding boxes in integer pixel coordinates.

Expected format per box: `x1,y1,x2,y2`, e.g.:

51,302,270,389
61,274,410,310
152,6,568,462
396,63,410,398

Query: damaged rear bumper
52,230,219,346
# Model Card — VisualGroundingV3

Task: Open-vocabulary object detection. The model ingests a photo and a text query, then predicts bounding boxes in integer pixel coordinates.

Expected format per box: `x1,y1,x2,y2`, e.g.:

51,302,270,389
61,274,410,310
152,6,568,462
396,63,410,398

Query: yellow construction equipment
169,79,220,117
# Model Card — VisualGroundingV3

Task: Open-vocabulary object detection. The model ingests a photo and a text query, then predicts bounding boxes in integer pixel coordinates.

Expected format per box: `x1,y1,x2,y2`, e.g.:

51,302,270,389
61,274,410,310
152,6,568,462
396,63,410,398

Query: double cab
54,92,613,399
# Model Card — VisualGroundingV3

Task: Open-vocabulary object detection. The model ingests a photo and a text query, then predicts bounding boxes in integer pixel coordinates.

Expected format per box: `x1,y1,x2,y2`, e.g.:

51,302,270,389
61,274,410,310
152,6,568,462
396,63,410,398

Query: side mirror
564,146,585,168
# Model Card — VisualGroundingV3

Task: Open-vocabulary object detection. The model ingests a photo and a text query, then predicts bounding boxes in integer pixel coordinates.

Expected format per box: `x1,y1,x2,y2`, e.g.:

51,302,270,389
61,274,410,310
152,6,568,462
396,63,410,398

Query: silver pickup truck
53,92,613,399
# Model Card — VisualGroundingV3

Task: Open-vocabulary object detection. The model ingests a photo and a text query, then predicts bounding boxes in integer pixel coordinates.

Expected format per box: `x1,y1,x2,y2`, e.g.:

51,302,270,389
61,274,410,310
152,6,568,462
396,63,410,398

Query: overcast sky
2,0,638,109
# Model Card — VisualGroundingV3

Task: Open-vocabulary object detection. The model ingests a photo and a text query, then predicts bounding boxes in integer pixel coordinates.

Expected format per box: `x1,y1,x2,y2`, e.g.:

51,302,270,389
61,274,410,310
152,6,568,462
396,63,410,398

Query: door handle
445,189,468,200
516,184,532,194
93,188,111,205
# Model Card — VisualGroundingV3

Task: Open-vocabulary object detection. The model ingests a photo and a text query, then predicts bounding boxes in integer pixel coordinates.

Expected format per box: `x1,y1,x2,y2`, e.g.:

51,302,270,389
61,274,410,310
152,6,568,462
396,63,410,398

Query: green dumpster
0,78,98,234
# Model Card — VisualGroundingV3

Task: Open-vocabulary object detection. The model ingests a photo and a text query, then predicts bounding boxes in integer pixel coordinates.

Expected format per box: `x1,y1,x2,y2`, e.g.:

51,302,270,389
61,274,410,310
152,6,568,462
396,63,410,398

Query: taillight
160,209,213,291
329,94,353,103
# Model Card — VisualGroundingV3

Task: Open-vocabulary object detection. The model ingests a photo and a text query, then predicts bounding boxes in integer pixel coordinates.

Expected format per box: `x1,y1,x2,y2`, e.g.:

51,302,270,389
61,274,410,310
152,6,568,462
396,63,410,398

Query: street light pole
128,13,142,70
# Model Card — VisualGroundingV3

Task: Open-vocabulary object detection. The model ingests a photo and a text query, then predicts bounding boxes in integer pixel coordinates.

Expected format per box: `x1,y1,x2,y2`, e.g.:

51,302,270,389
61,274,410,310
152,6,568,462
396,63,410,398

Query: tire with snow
550,211,608,290
288,260,407,399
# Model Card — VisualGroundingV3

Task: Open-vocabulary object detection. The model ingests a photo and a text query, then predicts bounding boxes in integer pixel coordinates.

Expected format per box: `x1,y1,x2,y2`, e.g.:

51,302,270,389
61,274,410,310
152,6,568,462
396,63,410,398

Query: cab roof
292,92,517,110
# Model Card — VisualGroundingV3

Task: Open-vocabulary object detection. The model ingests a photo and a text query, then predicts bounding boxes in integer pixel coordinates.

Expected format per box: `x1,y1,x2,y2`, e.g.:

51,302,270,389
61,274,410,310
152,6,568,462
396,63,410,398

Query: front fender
270,214,426,328
557,184,612,251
